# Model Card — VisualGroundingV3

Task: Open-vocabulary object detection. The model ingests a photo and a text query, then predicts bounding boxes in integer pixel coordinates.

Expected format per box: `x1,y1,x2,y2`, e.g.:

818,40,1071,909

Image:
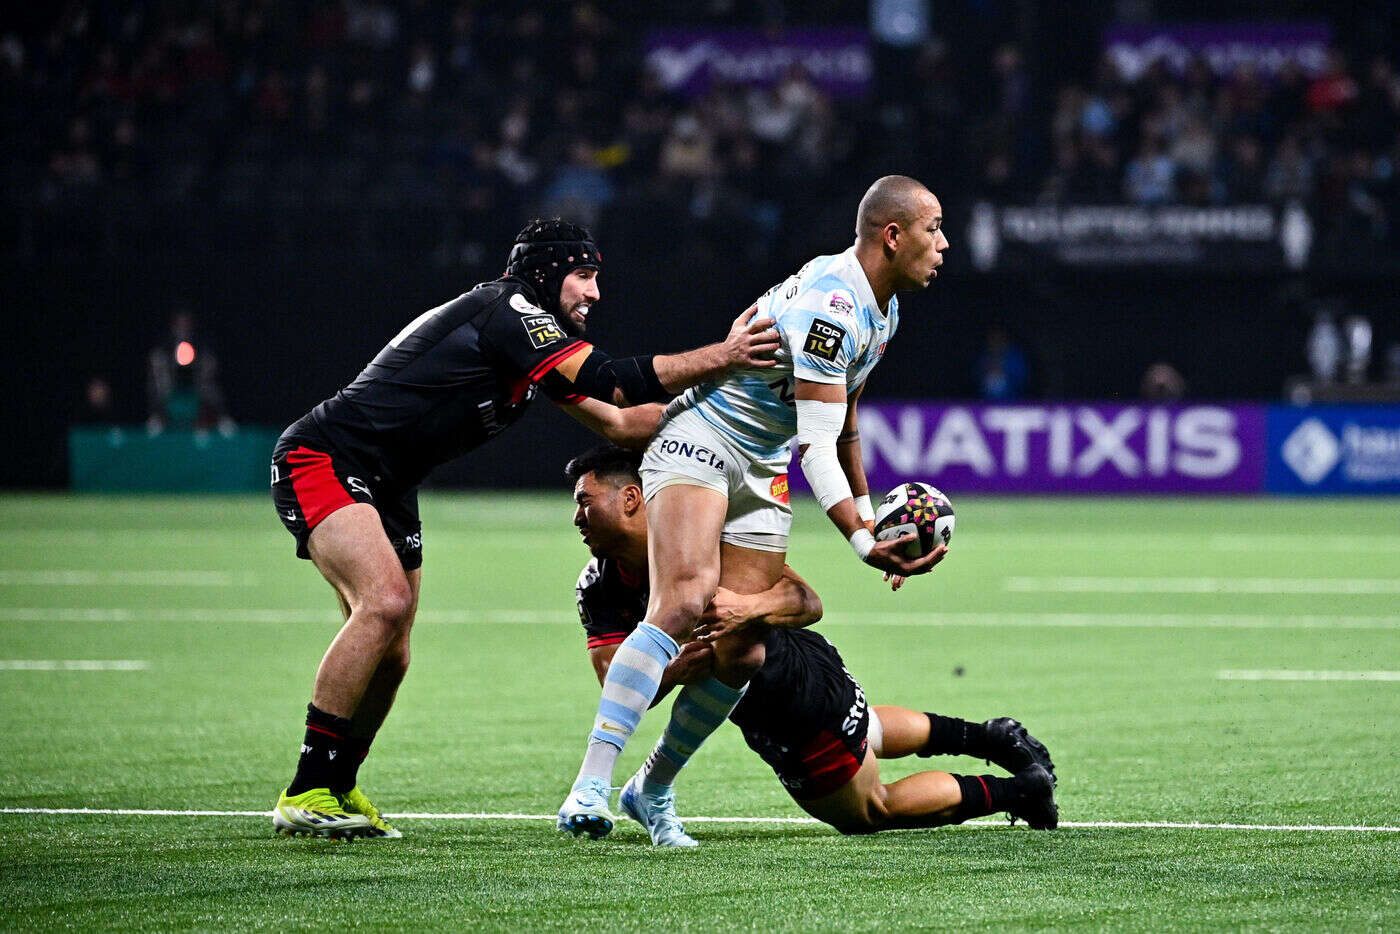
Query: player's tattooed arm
561,397,664,449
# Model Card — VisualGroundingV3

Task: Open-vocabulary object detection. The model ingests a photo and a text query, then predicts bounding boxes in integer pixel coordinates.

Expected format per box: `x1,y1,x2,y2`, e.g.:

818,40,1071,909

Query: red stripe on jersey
587,633,630,649
557,393,586,405
800,736,845,764
796,730,864,797
529,341,590,383
284,447,356,530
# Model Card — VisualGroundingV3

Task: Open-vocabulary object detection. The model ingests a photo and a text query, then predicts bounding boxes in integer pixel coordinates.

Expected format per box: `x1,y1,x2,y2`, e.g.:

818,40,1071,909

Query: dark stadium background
2,0,1397,488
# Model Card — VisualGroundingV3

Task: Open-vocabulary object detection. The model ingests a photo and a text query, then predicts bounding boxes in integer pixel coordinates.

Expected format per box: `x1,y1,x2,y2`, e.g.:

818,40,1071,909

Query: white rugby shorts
639,406,792,553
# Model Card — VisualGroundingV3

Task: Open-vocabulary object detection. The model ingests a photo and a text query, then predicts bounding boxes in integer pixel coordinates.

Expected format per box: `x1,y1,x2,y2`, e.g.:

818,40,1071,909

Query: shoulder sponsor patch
509,292,544,315
803,318,846,363
825,289,856,317
521,313,567,349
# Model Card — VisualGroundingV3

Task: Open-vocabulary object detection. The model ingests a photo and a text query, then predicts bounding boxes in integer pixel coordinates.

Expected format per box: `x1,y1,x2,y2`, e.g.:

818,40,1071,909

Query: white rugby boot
557,776,615,840
619,774,698,848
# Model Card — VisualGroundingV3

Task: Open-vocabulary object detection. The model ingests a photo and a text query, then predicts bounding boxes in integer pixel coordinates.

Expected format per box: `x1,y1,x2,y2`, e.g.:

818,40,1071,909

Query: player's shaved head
856,175,936,241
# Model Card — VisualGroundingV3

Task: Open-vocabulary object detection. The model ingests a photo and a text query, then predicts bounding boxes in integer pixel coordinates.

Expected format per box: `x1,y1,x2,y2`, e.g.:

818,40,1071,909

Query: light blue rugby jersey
671,247,899,460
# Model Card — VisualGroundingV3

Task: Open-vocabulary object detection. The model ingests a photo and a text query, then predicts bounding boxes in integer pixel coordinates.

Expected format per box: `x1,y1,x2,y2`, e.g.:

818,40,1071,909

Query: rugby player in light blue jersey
559,176,952,844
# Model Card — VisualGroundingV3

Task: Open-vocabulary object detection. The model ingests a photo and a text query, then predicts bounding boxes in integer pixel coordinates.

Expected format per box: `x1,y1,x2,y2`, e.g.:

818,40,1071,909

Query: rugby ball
873,482,955,558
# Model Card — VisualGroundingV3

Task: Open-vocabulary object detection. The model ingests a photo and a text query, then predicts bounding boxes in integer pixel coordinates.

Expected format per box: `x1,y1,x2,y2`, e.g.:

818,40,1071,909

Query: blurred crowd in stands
5,1,1399,266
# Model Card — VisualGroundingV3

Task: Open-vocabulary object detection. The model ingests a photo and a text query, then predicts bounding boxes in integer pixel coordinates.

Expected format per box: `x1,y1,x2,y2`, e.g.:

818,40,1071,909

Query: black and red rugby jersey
575,556,648,650
308,277,588,490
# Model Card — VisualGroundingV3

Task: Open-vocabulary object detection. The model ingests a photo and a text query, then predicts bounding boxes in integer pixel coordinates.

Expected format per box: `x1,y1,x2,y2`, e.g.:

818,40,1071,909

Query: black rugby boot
1006,763,1058,830
978,717,1055,782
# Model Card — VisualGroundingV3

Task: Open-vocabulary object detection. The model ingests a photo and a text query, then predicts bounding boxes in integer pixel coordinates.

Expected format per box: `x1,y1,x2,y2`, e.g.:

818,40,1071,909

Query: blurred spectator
147,310,234,435
78,376,114,423
1306,306,1342,383
4,1,1397,276
1265,133,1314,202
975,326,1029,401
48,116,101,186
1141,362,1186,401
1124,136,1174,204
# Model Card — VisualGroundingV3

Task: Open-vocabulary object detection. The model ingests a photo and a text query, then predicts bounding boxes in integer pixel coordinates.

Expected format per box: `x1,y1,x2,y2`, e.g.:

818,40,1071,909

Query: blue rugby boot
557,776,615,840
619,774,698,848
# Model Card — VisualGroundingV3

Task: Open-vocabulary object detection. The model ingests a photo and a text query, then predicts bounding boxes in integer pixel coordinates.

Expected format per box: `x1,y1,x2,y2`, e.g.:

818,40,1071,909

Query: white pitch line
1218,669,1400,682
0,660,149,671
0,808,1396,833
1006,577,1400,595
4,608,1400,631
0,570,247,587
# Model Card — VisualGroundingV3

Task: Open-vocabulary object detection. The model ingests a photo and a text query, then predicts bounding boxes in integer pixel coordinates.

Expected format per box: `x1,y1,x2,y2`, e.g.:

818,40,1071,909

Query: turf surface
1,493,1398,930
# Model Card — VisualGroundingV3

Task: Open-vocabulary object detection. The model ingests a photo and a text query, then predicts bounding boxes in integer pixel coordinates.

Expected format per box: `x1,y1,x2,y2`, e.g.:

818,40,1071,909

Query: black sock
287,703,355,796
919,714,987,757
338,736,373,794
949,773,1017,823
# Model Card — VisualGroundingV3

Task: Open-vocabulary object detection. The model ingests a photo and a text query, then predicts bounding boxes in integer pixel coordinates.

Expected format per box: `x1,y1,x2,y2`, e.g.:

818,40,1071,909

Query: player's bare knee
362,578,415,632
653,581,717,637
833,795,889,835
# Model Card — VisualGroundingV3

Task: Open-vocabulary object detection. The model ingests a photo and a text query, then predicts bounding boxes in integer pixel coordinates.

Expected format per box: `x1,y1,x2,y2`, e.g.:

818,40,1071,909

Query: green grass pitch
1,492,1398,930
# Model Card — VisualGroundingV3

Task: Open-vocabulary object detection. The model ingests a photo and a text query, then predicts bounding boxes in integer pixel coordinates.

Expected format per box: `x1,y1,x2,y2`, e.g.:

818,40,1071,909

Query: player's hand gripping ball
873,482,955,558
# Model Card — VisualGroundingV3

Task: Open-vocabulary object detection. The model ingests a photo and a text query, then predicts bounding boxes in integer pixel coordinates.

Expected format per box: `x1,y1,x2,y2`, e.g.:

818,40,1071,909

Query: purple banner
643,29,872,99
791,403,1267,495
1103,22,1331,80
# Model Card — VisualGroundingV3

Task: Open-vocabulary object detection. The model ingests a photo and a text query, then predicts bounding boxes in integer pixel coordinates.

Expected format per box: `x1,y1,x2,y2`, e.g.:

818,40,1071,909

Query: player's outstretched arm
796,379,945,577
694,565,823,642
648,305,780,397
560,398,664,449
538,306,778,408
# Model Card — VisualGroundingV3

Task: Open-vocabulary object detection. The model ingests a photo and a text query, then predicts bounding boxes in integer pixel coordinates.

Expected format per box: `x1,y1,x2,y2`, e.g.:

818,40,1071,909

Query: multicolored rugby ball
873,482,955,558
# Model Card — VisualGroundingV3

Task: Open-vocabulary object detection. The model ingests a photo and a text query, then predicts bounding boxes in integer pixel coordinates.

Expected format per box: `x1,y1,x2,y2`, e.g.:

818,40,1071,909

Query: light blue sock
639,676,747,791
577,622,679,784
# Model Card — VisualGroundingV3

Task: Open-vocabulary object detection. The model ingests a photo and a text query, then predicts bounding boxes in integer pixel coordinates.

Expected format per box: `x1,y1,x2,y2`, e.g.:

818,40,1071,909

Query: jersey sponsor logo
654,438,726,471
521,313,567,349
509,293,543,315
825,289,856,317
803,318,846,362
770,474,790,503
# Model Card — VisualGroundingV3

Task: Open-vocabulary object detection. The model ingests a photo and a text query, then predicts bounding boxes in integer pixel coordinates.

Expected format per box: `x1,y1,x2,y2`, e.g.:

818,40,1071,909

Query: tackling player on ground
567,445,1057,841
559,176,954,841
268,219,780,838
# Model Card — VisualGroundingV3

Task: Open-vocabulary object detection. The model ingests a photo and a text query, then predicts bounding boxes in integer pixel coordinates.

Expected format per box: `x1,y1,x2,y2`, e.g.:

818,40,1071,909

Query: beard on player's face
558,298,589,336
557,269,598,336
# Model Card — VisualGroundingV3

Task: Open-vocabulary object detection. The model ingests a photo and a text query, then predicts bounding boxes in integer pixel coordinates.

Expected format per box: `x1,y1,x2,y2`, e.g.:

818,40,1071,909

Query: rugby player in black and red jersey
269,220,781,838
566,444,1057,844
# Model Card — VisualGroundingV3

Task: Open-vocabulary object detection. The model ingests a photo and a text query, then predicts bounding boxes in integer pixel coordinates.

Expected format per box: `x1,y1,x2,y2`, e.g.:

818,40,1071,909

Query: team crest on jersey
509,293,542,315
825,289,856,317
521,313,567,349
803,318,846,362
